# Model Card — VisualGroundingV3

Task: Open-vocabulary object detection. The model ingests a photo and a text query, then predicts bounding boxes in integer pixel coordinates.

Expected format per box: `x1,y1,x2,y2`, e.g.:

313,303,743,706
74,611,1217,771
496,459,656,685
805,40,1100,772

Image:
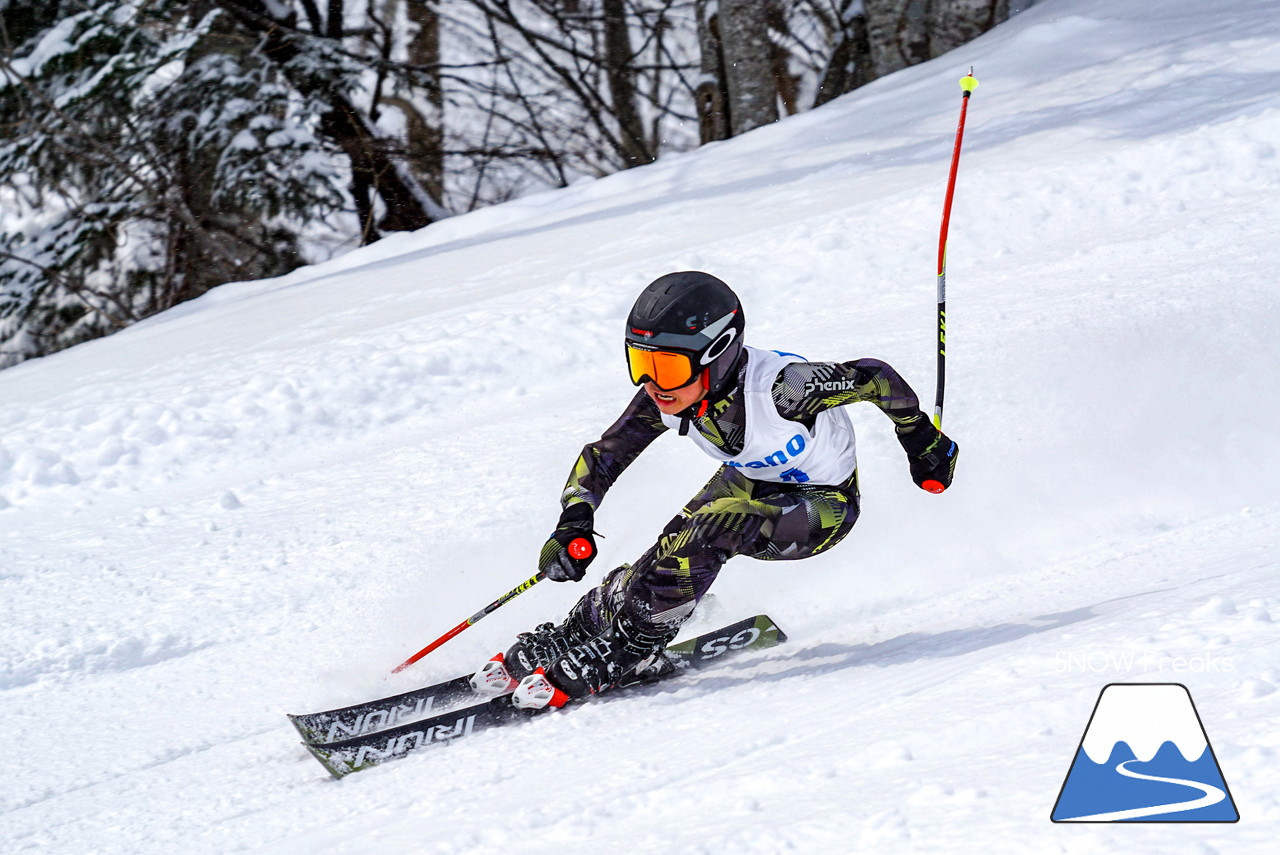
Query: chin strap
678,398,710,436
678,373,713,435
675,359,737,435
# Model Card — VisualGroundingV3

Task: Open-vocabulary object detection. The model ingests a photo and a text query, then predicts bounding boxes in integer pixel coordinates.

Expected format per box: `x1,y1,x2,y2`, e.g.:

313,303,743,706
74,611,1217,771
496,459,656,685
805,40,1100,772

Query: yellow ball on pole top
959,69,979,92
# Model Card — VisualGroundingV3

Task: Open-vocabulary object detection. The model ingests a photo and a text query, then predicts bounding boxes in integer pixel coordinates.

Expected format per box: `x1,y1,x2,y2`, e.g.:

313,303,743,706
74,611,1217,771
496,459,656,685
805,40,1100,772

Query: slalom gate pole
934,68,979,430
392,571,546,673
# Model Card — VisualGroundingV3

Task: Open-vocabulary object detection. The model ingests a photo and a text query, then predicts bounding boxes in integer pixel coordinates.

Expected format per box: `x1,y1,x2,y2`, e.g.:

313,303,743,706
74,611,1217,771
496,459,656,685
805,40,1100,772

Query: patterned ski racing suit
561,348,933,634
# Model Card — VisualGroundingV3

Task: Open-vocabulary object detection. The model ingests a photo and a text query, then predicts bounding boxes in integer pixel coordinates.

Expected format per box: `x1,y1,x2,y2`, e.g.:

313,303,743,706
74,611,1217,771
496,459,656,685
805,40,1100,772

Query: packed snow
3,0,1280,851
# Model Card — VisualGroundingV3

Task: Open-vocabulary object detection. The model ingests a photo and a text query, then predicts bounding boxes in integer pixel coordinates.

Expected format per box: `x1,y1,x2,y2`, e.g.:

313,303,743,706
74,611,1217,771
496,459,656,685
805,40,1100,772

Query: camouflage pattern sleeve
771,359,933,435
560,388,669,510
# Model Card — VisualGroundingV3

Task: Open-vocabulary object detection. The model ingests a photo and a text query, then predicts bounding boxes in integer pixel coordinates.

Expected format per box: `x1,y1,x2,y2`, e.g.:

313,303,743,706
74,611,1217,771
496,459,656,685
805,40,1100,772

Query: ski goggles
626,342,700,391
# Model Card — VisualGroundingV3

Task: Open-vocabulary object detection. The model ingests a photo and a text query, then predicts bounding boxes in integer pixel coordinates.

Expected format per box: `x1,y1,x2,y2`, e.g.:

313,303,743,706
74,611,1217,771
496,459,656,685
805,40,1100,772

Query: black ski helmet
625,271,745,396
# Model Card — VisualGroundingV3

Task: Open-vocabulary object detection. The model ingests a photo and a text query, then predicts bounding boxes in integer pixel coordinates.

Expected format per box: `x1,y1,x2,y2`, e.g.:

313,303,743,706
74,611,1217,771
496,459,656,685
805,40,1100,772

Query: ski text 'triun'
352,715,477,767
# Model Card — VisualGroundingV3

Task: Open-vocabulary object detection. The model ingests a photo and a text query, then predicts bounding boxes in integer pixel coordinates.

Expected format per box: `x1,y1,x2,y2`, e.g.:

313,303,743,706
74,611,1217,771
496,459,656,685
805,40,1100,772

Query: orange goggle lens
626,345,696,391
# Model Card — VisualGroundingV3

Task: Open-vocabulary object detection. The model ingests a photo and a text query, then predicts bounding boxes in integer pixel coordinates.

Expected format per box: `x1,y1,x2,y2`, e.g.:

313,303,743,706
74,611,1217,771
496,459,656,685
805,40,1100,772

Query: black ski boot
470,612,593,698
502,562,636,679
510,611,679,709
469,578,618,699
504,609,596,680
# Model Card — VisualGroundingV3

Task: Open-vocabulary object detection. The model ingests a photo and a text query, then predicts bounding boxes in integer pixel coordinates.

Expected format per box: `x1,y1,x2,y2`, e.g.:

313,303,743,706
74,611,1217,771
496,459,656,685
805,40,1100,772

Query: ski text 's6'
698,627,762,659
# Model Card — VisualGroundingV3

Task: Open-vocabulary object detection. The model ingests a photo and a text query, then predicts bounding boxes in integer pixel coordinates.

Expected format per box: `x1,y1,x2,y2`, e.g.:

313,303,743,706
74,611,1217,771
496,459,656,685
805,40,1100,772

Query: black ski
301,614,786,778
288,675,477,745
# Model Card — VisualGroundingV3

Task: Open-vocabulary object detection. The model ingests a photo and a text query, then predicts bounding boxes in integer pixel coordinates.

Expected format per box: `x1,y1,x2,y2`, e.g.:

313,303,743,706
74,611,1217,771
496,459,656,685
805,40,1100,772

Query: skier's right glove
896,419,959,494
539,502,598,582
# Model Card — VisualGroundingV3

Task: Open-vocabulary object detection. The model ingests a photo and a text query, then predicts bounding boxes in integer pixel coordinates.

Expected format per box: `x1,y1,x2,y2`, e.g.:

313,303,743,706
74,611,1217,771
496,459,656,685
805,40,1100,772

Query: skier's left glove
539,502,598,582
896,420,958,494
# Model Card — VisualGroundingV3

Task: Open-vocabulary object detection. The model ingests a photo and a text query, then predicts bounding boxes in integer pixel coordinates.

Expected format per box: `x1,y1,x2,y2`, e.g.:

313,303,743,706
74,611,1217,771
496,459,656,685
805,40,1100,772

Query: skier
471,271,958,709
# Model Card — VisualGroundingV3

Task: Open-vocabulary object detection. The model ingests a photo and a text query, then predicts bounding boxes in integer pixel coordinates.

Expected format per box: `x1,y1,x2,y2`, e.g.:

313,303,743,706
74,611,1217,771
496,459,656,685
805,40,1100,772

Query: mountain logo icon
1051,683,1239,822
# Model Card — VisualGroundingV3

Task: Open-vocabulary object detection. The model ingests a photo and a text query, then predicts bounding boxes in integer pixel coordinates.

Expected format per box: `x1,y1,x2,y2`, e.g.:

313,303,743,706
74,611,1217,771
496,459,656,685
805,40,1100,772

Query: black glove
896,420,959,494
538,502,598,582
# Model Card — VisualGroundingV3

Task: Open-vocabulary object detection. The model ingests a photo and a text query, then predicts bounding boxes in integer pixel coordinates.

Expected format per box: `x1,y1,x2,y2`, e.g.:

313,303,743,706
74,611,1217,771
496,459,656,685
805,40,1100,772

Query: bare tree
929,0,1009,57
719,0,779,135
602,0,654,166
400,0,446,203
694,0,729,143
863,0,929,80
812,0,873,108
764,2,802,116
455,0,692,180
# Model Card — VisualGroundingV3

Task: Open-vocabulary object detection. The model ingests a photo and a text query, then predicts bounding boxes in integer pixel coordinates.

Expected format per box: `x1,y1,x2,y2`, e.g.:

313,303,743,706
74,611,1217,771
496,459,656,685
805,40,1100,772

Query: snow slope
3,0,1280,851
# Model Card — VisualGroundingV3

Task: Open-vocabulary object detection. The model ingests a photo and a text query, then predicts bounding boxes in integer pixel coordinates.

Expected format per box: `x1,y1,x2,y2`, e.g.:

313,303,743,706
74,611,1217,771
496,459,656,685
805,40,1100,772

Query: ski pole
392,571,547,673
934,68,978,430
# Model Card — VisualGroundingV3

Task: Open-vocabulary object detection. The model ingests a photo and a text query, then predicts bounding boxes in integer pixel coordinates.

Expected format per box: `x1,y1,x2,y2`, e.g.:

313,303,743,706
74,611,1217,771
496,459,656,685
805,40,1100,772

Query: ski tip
751,614,787,644
305,743,355,780
286,714,320,744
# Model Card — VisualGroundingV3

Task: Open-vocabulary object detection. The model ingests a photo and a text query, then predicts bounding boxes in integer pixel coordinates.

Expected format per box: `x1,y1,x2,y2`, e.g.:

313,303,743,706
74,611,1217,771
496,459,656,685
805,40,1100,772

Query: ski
301,614,786,778
288,674,477,745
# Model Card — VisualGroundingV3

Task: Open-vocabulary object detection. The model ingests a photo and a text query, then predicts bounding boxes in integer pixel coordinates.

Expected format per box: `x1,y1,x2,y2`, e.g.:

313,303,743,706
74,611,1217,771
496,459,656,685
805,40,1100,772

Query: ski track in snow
4,0,1280,851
